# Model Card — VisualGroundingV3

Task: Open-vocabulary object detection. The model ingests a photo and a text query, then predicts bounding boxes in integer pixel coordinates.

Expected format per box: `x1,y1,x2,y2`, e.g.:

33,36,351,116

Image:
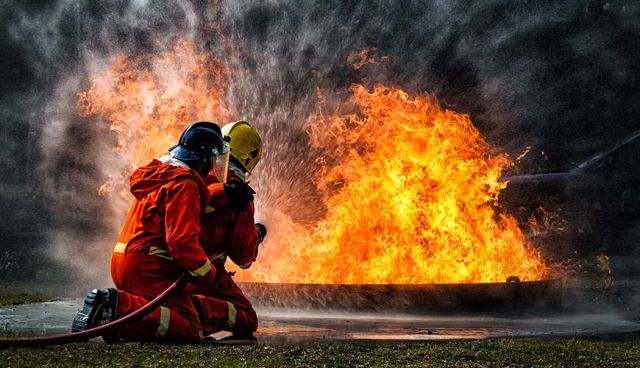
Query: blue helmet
169,122,225,161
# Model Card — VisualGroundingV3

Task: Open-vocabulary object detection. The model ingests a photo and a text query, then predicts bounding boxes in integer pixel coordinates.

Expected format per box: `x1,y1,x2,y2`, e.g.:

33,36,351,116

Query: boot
71,288,119,341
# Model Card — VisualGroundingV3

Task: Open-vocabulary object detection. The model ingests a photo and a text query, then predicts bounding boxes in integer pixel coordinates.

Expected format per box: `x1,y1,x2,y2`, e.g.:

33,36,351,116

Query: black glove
224,181,255,211
255,223,267,244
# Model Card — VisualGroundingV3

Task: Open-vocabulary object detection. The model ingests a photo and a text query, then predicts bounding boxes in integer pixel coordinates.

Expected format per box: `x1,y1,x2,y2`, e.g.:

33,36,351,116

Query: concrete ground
1,299,639,343
2,274,640,343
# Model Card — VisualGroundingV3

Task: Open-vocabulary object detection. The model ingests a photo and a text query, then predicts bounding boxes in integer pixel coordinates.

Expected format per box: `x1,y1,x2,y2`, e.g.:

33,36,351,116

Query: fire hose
0,274,188,348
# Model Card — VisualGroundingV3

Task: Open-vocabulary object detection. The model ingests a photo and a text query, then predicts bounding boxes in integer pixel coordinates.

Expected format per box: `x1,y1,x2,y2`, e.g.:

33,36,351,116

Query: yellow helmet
221,120,263,174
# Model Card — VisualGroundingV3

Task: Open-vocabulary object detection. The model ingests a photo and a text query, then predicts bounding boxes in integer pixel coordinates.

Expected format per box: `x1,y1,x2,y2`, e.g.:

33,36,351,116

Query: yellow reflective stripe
148,246,169,255
205,205,216,214
155,306,170,338
148,246,174,261
188,259,212,277
113,242,127,254
227,302,237,328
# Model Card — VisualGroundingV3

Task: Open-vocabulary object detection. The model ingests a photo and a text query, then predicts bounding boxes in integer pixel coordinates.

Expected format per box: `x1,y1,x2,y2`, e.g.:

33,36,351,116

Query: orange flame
79,41,548,284
516,146,532,162
236,84,548,284
78,39,232,171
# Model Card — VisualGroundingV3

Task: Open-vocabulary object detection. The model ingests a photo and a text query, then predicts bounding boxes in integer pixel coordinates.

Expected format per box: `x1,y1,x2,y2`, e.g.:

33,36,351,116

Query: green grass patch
0,339,639,367
0,330,29,339
0,294,55,308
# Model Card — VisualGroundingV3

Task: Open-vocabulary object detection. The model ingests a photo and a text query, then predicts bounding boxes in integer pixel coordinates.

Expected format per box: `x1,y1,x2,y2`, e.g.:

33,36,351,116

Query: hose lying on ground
0,274,188,348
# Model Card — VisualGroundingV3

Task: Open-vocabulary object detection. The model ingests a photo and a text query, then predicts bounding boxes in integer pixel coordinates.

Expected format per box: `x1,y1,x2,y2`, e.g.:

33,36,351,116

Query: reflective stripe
148,246,174,261
155,306,170,338
205,205,216,214
227,302,237,328
188,259,212,277
113,242,127,254
210,253,227,262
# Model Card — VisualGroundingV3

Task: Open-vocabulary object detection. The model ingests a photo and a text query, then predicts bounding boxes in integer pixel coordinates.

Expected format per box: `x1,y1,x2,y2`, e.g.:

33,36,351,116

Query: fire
237,84,548,284
78,42,548,284
78,39,232,187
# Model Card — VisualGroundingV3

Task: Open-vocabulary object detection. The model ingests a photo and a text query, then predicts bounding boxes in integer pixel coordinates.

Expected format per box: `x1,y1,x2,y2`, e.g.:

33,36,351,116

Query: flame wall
78,41,547,283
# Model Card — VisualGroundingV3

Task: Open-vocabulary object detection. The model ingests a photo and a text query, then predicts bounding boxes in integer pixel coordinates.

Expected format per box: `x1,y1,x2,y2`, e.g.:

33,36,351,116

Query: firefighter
186,120,266,340
72,121,230,342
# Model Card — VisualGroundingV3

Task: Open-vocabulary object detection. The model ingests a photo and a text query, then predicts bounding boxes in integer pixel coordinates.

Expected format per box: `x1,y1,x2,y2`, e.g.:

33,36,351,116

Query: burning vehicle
499,131,640,265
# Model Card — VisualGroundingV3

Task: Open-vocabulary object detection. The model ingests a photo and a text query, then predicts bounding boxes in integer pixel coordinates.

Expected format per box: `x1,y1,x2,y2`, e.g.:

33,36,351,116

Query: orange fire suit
110,159,215,342
186,171,260,336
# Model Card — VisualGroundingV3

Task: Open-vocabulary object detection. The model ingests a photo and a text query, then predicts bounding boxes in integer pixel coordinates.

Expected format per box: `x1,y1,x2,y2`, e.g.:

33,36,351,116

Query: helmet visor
212,141,230,183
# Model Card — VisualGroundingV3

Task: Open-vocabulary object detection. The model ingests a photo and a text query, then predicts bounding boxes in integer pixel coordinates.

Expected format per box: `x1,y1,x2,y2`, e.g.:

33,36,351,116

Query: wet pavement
1,300,639,343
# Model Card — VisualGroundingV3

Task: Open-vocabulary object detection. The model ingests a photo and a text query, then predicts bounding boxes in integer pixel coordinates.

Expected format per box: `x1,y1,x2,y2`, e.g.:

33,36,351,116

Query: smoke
217,1,640,170
0,0,639,288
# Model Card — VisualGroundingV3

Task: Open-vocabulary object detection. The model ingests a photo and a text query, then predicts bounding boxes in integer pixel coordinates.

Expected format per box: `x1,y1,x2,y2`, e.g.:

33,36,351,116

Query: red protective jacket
114,159,214,283
199,171,259,269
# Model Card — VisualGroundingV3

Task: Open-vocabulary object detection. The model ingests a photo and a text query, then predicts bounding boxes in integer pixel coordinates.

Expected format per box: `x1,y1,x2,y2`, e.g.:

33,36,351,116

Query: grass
0,294,55,308
0,339,639,367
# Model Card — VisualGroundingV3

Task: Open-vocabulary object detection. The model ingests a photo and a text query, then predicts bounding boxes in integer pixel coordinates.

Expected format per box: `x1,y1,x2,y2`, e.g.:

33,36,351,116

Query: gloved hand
224,181,255,211
255,223,267,244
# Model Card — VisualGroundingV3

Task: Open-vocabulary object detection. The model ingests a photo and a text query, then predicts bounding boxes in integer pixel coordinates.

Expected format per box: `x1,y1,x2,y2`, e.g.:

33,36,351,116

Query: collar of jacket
228,161,246,182
157,155,209,213
159,155,191,169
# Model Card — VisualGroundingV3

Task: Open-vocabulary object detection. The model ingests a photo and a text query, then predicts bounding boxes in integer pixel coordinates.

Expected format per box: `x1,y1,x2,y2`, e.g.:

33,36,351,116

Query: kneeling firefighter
72,122,230,342
187,120,267,340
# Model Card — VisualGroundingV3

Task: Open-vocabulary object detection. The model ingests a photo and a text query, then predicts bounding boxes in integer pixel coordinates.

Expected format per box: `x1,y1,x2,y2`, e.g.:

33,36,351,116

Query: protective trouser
187,263,257,336
111,251,203,342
